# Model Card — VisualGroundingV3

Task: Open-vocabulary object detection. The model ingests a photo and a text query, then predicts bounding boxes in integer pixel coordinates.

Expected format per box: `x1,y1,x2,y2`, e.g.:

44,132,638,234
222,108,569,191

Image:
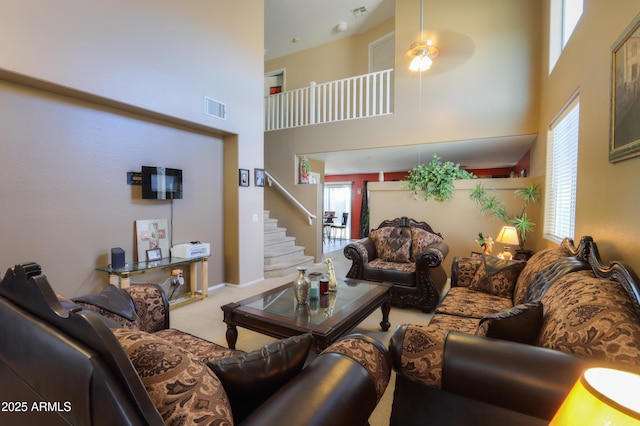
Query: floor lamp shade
550,368,640,425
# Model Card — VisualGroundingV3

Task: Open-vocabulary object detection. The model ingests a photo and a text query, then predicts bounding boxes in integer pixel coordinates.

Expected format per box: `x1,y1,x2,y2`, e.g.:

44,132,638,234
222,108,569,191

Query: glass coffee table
221,277,391,353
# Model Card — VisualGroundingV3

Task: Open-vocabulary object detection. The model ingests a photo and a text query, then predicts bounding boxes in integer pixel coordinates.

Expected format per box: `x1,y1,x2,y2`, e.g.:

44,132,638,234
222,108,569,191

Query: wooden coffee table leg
380,299,391,331
226,324,238,349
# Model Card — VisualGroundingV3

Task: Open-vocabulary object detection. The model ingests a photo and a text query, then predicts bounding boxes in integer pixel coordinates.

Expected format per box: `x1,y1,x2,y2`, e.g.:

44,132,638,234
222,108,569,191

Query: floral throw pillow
475,301,543,344
468,255,526,298
113,329,233,425
370,226,412,263
410,227,443,262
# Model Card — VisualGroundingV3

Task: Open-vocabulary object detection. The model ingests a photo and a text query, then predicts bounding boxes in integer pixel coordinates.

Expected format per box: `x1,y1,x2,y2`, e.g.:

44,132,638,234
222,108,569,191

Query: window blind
545,96,579,243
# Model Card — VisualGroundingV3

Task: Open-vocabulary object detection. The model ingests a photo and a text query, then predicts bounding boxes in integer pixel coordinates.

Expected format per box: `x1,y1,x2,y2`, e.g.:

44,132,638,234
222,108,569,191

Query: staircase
264,211,315,278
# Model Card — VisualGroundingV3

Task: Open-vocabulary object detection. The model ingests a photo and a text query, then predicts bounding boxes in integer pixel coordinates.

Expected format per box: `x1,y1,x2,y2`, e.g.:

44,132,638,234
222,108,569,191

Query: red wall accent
324,150,531,240
325,171,408,239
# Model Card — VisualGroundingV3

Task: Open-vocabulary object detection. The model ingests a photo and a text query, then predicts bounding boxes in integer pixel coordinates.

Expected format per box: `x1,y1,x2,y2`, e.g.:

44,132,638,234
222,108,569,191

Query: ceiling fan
406,0,475,75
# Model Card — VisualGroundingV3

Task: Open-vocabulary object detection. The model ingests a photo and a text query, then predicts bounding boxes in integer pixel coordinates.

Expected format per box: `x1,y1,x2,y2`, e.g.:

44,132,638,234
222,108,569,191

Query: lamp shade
495,226,519,246
550,368,640,425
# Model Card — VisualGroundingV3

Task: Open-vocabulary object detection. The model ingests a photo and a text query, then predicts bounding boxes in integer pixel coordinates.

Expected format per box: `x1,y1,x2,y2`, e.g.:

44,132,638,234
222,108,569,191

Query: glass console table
96,256,209,308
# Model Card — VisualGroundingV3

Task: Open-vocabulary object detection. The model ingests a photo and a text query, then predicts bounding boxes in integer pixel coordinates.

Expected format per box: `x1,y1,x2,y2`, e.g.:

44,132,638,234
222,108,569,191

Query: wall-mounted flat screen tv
141,166,183,200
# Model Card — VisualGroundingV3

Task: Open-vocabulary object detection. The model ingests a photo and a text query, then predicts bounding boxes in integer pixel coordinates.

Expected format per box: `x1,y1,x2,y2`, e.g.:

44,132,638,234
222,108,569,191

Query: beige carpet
170,248,438,425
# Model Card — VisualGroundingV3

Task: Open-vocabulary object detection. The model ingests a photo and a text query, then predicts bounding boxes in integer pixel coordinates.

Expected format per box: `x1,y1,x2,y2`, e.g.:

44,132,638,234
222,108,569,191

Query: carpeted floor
170,248,438,425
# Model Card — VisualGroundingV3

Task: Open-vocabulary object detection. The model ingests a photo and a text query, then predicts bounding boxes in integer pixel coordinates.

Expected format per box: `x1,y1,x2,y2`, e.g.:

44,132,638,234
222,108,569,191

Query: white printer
171,242,210,259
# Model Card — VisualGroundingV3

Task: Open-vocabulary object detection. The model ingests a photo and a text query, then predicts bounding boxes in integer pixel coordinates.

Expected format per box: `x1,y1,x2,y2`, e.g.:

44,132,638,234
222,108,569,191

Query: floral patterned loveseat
388,236,640,424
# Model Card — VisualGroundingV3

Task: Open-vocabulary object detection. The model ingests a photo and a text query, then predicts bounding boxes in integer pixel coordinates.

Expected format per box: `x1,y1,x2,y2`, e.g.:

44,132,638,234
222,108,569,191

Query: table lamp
550,367,640,425
495,226,519,260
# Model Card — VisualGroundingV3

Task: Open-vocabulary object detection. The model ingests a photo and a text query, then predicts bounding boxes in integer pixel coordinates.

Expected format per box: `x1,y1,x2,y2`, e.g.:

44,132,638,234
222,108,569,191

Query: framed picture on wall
239,169,250,187
254,168,265,187
610,12,640,162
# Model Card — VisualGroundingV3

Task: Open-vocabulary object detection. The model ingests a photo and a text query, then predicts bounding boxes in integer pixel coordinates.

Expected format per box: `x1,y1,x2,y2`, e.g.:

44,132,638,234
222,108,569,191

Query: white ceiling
264,1,535,175
264,0,395,61
303,135,537,175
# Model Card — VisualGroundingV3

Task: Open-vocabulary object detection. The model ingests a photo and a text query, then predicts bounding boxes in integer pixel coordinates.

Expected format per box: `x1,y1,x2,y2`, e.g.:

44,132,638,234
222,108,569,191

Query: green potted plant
404,154,476,202
469,183,541,258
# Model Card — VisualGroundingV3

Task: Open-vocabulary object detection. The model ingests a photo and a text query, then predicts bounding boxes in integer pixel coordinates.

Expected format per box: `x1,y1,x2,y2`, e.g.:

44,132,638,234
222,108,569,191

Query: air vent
351,6,368,17
204,96,226,120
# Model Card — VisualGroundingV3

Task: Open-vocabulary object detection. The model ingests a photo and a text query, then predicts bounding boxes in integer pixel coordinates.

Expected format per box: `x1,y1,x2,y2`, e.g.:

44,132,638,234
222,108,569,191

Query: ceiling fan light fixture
408,0,438,72
408,41,438,71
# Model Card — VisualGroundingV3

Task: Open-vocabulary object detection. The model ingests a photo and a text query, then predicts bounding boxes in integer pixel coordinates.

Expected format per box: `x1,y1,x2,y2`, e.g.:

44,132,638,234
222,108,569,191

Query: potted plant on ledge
469,183,541,260
404,154,476,202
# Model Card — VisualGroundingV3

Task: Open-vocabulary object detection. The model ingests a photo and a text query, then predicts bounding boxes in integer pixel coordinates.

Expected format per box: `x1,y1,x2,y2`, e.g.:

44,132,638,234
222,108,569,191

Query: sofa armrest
241,334,391,426
415,241,449,267
124,283,170,332
442,332,597,420
344,238,376,279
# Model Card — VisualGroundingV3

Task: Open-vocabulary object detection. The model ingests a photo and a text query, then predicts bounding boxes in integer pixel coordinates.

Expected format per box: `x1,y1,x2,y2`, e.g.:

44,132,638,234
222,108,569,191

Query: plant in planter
404,154,476,202
469,183,541,255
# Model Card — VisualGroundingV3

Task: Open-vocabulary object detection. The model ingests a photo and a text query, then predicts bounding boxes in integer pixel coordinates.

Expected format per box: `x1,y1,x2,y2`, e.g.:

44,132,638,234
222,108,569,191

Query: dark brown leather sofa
344,217,449,312
0,263,391,426
390,332,597,425
388,236,640,425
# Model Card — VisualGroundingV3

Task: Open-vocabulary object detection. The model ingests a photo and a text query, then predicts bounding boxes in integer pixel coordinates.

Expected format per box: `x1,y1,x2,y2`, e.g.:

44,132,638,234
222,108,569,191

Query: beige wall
265,0,541,259
267,0,640,276
531,0,640,271
265,158,325,262
368,178,542,275
265,18,395,90
0,0,265,294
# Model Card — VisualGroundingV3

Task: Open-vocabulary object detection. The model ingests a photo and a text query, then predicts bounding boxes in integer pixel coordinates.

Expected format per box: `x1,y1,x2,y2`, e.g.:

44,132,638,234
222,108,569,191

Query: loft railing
264,170,316,225
265,69,394,132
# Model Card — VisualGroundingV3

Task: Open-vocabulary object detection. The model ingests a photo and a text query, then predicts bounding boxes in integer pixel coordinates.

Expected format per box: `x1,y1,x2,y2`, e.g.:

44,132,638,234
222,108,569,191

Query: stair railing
264,170,316,225
265,69,394,131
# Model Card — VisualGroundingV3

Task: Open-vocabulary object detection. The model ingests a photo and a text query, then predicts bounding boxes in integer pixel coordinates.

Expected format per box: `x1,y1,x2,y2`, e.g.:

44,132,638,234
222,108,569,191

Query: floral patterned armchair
344,217,449,312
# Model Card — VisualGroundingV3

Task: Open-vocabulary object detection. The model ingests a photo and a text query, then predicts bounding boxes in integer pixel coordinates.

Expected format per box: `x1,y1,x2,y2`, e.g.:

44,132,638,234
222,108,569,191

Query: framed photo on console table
610,12,640,162
135,219,169,262
146,248,162,262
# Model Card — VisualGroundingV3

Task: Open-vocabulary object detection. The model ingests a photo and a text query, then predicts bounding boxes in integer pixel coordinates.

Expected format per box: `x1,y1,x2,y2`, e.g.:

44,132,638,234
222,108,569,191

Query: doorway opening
323,182,352,253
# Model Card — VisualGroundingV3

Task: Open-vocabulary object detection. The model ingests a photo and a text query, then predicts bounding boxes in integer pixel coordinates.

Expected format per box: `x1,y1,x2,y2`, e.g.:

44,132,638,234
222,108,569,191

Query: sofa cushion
452,256,483,288
512,246,570,305
435,287,513,319
154,328,243,363
476,301,543,344
430,312,481,335
468,256,525,298
409,227,444,262
207,333,313,423
366,258,416,274
537,270,640,371
112,328,233,425
125,284,169,333
525,257,591,303
370,226,412,263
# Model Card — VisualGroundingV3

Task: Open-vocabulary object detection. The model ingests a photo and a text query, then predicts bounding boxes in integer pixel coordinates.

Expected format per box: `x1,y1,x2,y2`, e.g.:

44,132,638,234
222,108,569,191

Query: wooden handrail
264,170,316,225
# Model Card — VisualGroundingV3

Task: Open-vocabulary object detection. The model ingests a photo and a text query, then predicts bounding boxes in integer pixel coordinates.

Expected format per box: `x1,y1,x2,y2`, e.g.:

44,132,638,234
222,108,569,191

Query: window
562,0,583,46
544,94,579,243
549,0,584,72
